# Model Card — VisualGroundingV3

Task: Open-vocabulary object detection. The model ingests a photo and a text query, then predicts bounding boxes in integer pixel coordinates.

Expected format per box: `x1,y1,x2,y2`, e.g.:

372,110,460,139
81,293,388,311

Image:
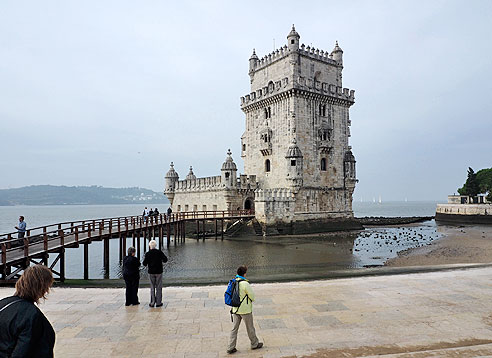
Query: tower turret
221,149,237,188
285,138,303,191
287,24,300,51
186,166,196,180
331,41,343,65
249,49,258,74
164,162,179,204
344,150,356,180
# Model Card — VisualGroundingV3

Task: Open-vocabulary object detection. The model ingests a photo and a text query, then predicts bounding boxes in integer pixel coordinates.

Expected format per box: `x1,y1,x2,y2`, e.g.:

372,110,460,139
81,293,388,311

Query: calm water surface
0,202,443,281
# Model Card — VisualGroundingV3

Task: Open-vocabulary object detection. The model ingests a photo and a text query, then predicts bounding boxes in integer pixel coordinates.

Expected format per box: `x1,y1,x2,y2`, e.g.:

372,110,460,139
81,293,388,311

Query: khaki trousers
228,313,260,350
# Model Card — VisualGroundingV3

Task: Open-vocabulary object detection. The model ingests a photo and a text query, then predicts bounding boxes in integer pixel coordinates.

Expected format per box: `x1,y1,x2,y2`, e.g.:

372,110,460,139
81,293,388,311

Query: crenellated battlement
251,42,339,74
173,174,257,193
240,83,355,108
255,188,294,201
174,175,223,192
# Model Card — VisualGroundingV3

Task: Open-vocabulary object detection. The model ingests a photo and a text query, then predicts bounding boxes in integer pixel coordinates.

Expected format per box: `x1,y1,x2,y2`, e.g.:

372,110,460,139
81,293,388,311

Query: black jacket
122,255,140,278
143,249,168,274
0,296,55,358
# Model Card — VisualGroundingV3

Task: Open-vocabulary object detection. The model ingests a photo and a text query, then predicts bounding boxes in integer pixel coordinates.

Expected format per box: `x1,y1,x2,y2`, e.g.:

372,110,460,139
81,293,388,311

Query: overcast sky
1,0,491,201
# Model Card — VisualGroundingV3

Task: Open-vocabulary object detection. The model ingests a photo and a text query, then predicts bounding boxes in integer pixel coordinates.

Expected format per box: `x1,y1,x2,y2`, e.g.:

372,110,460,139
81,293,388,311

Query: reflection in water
55,220,441,282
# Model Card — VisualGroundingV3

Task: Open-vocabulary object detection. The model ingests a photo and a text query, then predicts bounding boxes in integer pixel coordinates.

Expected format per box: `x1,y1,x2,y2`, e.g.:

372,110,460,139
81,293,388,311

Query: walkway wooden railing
0,210,254,283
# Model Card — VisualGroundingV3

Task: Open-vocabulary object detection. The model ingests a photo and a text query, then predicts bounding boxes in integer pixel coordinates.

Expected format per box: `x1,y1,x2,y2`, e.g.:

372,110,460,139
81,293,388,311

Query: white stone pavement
1,267,492,357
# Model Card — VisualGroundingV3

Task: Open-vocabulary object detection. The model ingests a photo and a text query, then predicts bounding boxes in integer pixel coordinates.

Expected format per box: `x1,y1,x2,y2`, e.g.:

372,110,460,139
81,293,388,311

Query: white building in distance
165,26,359,234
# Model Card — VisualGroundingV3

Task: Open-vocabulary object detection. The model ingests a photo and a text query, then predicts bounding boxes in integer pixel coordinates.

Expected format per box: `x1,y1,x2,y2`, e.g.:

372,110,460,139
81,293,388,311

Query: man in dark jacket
122,247,140,306
143,240,168,307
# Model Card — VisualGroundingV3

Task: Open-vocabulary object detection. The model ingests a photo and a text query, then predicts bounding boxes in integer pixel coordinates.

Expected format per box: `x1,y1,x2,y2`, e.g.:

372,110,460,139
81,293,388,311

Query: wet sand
386,224,492,267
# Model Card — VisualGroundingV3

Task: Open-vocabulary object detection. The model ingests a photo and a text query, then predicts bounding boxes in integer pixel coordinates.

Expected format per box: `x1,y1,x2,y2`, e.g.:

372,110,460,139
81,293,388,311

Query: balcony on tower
259,126,272,156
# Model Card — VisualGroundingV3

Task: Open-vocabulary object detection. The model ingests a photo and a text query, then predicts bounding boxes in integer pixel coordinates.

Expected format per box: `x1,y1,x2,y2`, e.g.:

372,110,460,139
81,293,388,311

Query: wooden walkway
0,210,254,283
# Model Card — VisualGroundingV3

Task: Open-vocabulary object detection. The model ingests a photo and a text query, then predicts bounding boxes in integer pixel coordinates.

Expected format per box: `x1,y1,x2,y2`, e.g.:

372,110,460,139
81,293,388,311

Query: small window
291,160,296,166
242,144,246,151
185,205,189,211
193,205,197,212
177,205,181,211
202,205,207,211
321,158,327,171
225,172,230,179
291,39,295,44
213,205,218,211
265,159,271,172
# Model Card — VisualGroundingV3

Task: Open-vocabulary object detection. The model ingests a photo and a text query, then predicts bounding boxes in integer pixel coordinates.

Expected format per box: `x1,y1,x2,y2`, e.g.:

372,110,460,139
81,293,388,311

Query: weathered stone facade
164,26,358,232
164,152,257,213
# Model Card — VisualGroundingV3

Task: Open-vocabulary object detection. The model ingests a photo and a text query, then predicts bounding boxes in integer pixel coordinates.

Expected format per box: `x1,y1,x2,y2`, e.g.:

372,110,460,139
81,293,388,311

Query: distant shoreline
0,185,169,206
0,202,169,207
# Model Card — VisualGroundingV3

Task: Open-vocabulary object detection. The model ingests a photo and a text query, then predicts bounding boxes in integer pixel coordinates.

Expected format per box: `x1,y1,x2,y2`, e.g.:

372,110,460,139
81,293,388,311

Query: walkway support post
60,249,65,283
84,242,89,280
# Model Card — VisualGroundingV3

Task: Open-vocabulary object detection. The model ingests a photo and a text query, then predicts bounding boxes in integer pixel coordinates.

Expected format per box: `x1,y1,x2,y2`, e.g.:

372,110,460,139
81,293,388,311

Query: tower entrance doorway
244,198,254,211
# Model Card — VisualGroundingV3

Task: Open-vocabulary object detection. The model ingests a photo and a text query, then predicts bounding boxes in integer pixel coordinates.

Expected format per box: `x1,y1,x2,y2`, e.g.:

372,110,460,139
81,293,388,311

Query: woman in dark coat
122,246,140,306
0,264,55,357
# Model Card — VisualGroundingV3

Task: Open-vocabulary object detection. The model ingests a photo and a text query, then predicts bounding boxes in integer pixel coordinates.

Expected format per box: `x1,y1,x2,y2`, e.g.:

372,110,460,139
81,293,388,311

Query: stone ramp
2,267,492,357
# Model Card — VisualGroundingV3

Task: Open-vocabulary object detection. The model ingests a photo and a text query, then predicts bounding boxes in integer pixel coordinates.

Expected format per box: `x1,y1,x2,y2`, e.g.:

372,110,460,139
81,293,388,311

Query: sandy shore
386,224,492,267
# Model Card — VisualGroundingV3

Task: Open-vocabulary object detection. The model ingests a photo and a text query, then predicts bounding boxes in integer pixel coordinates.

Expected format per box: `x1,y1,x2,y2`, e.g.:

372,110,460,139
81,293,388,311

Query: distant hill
0,185,169,206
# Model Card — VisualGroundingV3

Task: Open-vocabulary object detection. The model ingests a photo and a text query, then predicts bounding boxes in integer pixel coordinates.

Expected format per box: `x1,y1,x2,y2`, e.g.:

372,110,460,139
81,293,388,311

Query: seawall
436,203,492,224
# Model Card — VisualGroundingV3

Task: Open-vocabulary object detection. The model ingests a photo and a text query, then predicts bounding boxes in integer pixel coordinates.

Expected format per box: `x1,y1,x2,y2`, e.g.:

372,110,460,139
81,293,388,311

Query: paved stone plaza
2,267,492,357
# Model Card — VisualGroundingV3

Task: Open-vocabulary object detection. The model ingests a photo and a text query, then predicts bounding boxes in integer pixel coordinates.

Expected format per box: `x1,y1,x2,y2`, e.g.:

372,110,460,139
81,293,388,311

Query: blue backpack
224,278,245,307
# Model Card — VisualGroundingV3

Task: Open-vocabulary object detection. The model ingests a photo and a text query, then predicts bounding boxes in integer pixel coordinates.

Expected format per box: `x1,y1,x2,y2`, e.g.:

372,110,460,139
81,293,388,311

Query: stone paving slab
1,267,492,357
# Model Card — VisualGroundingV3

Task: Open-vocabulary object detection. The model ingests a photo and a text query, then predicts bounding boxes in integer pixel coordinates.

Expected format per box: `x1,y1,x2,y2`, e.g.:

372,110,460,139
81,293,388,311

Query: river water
0,201,444,281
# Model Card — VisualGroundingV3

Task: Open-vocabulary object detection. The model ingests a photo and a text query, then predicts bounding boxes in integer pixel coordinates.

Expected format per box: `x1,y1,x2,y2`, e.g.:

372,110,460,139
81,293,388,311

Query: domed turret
164,162,179,204
285,138,303,158
331,41,343,65
186,166,196,180
287,24,300,51
344,150,356,180
221,149,237,171
249,49,259,74
221,149,237,188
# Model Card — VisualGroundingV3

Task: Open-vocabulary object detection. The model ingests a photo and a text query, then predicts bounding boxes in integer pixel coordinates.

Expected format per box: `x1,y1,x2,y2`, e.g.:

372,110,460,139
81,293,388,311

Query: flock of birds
351,226,441,260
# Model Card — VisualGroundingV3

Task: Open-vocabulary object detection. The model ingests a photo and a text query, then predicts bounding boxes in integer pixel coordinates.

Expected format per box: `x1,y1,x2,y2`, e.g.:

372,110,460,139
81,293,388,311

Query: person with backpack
225,265,263,354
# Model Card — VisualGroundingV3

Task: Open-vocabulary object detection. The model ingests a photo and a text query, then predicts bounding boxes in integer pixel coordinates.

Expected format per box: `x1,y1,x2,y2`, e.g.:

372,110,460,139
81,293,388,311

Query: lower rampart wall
436,204,492,224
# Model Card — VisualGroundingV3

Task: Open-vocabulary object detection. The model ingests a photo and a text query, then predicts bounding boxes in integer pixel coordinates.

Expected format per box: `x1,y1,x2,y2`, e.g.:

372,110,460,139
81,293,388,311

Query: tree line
458,167,492,201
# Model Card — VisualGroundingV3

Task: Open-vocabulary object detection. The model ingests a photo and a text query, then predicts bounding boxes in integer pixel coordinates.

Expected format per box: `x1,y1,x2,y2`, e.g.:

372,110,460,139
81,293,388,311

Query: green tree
476,168,492,194
458,167,480,196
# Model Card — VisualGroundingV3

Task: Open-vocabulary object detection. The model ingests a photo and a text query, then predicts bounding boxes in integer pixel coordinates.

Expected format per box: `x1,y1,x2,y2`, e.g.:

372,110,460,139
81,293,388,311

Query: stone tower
240,25,358,232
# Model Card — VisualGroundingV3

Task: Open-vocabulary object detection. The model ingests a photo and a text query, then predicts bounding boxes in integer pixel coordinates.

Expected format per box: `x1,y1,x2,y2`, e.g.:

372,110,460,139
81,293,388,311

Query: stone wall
436,204,492,216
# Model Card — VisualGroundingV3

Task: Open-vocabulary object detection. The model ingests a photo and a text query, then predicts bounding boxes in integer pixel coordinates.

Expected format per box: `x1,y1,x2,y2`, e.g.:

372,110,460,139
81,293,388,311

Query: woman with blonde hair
0,265,55,357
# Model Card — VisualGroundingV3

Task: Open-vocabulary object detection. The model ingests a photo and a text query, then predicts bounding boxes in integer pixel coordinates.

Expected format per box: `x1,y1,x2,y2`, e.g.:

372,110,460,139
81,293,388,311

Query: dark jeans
17,232,25,247
124,275,139,305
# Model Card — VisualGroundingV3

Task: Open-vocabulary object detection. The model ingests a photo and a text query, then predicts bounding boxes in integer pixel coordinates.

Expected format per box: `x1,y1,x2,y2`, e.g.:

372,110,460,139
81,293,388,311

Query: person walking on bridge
143,240,168,307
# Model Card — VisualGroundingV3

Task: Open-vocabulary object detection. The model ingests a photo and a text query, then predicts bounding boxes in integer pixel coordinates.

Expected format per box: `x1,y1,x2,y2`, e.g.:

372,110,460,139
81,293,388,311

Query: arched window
265,159,271,172
264,107,272,119
321,158,327,171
